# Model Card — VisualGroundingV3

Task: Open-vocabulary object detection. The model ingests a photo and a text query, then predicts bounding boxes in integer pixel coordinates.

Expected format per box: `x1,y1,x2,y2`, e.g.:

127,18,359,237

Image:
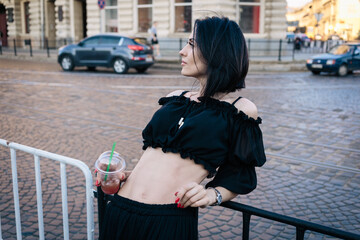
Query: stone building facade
286,0,360,41
0,0,287,48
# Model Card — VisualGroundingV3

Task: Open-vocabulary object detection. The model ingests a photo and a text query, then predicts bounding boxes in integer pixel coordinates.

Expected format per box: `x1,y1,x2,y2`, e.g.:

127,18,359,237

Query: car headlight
326,60,335,65
307,59,313,64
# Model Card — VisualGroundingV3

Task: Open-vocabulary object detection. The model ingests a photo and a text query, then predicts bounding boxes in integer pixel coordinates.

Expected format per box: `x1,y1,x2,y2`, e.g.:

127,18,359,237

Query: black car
306,43,360,76
58,33,154,74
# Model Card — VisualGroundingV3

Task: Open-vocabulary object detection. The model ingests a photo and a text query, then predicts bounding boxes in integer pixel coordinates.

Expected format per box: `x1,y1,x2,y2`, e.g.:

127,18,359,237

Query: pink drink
95,151,126,194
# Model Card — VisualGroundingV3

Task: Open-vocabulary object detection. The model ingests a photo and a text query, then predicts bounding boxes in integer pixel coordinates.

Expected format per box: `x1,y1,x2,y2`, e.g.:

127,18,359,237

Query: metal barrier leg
0,214,3,240
34,155,45,240
97,186,106,238
10,149,22,240
60,163,69,240
242,212,251,240
296,227,305,240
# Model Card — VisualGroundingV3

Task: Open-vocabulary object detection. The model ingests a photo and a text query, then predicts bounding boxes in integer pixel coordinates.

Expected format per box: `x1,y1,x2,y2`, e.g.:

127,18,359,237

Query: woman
99,16,266,240
150,21,161,57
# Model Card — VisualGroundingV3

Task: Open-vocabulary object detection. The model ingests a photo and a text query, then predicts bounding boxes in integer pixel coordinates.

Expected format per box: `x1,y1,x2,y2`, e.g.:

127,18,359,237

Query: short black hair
194,16,249,97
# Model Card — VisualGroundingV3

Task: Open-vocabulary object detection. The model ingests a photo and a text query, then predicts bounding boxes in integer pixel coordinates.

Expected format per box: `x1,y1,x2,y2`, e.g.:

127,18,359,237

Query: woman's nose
179,46,186,56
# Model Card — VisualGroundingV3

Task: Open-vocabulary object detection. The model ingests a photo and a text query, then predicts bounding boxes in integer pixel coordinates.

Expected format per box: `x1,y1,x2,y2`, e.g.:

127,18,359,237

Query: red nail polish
175,198,180,203
181,205,184,208
94,169,98,173
95,180,99,186
175,192,178,196
121,175,125,180
177,203,181,208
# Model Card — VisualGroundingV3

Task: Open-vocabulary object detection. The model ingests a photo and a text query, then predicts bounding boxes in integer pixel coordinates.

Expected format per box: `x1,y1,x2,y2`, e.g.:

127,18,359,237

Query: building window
24,2,30,33
174,0,192,33
105,0,118,32
138,0,152,33
237,0,261,34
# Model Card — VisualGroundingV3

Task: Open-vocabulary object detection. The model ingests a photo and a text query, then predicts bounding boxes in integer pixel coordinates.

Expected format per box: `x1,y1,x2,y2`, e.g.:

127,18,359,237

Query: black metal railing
222,201,360,240
94,187,360,240
0,37,345,62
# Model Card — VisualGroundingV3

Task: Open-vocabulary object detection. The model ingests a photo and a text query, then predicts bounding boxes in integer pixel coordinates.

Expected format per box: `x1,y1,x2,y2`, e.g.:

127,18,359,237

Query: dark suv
58,33,154,74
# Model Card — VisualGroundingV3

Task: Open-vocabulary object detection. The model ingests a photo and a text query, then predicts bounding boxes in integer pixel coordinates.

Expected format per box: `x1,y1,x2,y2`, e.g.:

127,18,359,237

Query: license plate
146,55,153,62
312,64,323,69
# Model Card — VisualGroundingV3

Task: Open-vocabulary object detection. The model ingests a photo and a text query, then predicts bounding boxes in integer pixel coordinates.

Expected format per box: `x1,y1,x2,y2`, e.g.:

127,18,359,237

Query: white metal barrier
0,139,94,240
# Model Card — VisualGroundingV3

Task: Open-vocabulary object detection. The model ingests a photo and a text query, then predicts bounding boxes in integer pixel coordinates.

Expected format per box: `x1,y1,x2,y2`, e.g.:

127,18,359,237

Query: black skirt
100,194,199,240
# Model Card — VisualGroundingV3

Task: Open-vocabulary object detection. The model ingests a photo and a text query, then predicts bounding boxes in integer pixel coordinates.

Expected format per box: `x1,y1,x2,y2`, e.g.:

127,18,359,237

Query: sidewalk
0,47,308,72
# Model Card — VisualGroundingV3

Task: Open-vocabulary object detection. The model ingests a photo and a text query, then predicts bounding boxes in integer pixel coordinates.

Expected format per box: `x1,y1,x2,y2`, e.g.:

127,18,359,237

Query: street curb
0,54,308,72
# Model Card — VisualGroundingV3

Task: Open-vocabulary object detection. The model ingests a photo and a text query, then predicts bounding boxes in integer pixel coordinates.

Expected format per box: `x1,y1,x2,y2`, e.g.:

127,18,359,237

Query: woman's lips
181,61,186,66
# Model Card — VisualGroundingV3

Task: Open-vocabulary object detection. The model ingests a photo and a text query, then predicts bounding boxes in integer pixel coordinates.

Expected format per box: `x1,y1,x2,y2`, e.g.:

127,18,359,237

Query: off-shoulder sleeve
206,115,266,194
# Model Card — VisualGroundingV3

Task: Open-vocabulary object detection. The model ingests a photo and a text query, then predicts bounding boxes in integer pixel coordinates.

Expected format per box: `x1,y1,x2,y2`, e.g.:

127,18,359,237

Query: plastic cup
95,151,126,194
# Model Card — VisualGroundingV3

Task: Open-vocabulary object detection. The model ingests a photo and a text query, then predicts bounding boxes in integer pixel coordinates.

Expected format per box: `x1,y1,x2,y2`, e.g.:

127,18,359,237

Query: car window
329,45,351,55
354,47,360,55
121,38,135,46
100,36,121,46
82,37,100,46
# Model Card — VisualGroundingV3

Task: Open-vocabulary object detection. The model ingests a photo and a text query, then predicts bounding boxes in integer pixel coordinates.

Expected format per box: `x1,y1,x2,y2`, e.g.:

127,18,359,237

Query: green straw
104,142,116,181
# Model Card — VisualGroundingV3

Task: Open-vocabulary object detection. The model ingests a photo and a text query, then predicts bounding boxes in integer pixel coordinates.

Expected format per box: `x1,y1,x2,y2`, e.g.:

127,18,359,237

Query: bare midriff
118,147,209,204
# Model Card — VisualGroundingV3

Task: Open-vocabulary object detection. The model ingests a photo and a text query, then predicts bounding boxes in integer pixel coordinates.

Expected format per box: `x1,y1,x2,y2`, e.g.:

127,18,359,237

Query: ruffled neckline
159,95,262,124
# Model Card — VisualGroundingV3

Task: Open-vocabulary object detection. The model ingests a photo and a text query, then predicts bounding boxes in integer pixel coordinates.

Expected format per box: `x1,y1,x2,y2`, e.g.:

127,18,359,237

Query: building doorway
46,0,56,48
0,4,8,47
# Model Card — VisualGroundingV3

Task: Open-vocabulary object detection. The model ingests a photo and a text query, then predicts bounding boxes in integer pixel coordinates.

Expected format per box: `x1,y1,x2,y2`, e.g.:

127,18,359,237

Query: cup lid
95,151,126,174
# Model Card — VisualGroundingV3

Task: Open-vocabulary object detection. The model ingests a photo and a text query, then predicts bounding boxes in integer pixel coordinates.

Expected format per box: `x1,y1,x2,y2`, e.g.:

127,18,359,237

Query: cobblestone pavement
0,58,359,239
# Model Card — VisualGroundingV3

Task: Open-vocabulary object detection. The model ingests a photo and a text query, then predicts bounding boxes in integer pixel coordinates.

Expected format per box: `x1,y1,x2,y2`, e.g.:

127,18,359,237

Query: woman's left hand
175,182,215,208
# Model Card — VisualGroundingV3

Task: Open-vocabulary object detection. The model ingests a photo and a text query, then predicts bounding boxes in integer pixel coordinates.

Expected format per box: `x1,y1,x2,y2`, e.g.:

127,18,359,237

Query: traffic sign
98,0,105,10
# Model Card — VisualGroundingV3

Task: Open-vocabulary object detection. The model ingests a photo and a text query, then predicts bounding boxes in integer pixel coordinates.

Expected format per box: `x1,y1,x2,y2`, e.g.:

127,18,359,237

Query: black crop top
142,91,266,194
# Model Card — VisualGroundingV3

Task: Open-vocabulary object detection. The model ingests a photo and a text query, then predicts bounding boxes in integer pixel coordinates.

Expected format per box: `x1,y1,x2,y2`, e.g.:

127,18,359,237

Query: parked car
58,33,154,74
306,43,360,76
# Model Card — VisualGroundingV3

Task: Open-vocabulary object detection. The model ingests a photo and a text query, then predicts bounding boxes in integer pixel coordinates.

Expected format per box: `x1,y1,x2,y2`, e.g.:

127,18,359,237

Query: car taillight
128,45,144,51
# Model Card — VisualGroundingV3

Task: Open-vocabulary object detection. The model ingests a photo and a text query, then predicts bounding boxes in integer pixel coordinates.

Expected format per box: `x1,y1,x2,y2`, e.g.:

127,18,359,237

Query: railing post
45,39,50,58
13,39,17,56
292,40,295,61
278,39,282,61
179,38,183,62
296,227,305,240
0,43,2,55
29,39,33,57
247,39,251,57
242,212,251,240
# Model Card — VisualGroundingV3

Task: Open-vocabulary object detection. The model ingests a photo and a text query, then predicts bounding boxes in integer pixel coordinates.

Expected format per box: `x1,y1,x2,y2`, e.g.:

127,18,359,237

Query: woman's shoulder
229,96,258,120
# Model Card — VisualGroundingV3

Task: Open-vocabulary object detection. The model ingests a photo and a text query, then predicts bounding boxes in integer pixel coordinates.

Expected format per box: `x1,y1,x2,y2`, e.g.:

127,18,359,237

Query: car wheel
135,67,149,73
311,70,321,75
87,66,96,71
60,55,74,71
113,58,128,74
337,64,348,77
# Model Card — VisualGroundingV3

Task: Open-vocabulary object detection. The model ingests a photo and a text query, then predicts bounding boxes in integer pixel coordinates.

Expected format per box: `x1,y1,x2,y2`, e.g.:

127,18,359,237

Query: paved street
0,58,359,239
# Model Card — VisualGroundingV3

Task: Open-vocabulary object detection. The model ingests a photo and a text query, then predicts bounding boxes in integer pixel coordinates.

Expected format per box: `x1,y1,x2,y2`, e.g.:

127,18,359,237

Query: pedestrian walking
150,21,161,57
98,16,266,240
